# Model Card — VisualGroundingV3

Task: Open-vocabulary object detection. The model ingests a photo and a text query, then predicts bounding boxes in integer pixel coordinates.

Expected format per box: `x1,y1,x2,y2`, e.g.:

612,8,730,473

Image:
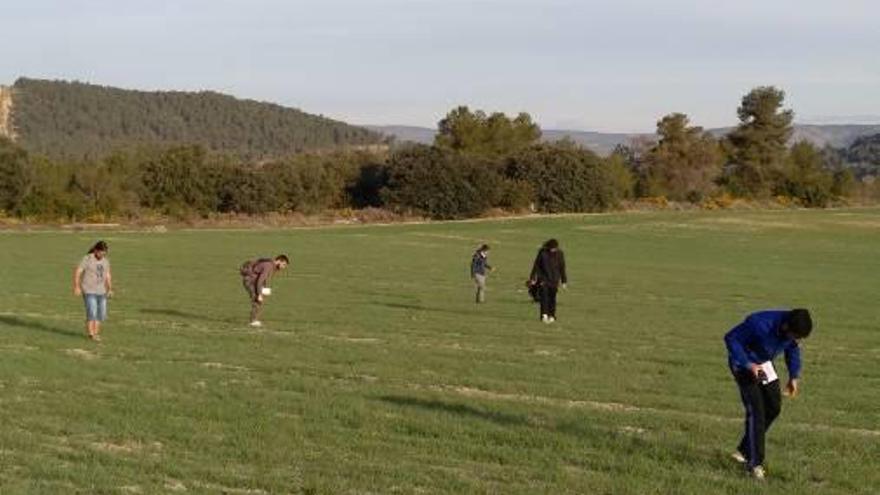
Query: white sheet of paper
759,361,778,384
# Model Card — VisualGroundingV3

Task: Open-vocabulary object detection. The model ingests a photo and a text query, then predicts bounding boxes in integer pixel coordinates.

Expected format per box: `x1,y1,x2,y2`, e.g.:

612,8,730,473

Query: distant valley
369,124,880,155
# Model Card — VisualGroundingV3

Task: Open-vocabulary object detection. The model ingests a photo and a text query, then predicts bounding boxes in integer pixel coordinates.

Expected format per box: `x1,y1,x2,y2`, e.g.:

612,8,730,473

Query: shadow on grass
0,315,82,338
379,301,482,318
140,308,236,324
378,395,530,427
377,301,525,321
380,302,432,311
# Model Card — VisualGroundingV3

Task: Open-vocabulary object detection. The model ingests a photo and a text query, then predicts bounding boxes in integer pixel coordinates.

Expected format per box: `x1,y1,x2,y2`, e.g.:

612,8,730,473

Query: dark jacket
470,251,491,277
240,259,276,300
530,248,567,288
724,310,802,378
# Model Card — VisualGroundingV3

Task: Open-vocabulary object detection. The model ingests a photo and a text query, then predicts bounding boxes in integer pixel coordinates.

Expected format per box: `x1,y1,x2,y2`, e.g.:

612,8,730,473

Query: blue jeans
83,294,108,322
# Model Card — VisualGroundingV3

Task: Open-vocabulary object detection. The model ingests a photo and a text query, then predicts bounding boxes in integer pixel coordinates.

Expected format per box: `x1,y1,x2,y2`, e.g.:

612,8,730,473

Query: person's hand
561,283,568,290
107,290,114,299
74,286,82,297
257,295,264,303
749,363,762,380
784,379,799,398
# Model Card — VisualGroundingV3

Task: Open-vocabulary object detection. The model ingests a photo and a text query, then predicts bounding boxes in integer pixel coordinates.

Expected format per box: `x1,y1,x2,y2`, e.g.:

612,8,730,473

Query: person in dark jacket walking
470,244,493,303
723,308,813,480
240,254,289,327
529,239,567,323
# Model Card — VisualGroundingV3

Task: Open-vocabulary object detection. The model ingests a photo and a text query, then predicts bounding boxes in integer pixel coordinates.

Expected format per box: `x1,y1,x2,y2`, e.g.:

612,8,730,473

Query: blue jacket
724,310,802,379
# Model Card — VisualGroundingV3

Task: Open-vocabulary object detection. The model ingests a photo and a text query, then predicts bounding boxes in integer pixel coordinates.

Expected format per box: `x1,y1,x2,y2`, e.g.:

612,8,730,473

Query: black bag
526,280,541,302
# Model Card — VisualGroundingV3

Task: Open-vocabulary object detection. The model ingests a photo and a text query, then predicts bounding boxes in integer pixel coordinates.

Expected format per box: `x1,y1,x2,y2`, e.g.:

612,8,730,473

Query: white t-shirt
79,254,110,295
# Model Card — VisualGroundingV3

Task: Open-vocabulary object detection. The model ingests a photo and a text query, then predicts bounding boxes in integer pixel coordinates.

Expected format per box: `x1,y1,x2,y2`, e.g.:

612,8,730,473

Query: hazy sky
2,0,878,132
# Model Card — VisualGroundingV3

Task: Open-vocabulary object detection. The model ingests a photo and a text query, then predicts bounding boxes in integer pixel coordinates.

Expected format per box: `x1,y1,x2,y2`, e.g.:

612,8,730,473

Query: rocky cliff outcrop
0,85,15,140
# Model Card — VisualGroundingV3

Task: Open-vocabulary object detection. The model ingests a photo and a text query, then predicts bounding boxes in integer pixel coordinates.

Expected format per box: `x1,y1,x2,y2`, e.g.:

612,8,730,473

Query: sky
2,0,878,132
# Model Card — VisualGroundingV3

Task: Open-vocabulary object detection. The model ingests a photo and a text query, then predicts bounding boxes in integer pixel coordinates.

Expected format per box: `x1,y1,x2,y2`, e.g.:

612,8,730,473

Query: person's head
783,308,813,340
88,241,109,259
544,239,559,251
274,254,290,270
478,244,490,253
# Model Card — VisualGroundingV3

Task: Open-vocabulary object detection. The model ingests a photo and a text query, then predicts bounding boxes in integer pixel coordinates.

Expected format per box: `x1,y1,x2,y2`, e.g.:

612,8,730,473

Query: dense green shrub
831,169,856,198
216,165,281,215
382,145,502,219
264,151,374,214
497,179,535,211
604,154,636,201
505,142,620,213
139,146,221,215
773,141,834,207
348,163,389,208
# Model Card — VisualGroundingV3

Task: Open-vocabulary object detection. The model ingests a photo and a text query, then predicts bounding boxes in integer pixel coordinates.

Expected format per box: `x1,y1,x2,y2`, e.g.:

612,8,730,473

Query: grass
1,208,879,494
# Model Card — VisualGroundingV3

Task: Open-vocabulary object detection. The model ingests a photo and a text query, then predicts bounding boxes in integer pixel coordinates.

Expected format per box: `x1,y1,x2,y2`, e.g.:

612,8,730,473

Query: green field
1,209,879,494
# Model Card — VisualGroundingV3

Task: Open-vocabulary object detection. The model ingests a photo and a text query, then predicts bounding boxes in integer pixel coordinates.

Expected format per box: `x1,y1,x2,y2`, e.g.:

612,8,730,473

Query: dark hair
88,240,108,254
479,244,490,252
786,308,813,339
544,239,559,250
275,254,290,263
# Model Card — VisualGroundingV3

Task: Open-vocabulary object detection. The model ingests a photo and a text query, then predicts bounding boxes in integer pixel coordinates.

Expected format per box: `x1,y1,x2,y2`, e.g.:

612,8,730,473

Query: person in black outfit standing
529,239,567,323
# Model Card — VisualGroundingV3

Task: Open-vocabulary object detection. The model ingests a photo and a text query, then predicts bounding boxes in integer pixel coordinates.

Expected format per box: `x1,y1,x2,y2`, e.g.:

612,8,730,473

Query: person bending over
724,308,813,480
240,254,289,327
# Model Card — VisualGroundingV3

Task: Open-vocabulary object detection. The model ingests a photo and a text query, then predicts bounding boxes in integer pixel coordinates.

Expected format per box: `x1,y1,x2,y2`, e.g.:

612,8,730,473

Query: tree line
612,87,877,207
1,86,879,222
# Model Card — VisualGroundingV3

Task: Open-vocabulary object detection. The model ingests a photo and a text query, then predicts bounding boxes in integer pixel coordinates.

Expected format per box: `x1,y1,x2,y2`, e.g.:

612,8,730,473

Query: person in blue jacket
723,308,813,480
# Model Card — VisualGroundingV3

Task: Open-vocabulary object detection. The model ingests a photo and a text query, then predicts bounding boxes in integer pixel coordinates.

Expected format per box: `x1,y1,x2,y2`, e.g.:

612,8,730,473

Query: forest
1,85,879,222
6,78,384,160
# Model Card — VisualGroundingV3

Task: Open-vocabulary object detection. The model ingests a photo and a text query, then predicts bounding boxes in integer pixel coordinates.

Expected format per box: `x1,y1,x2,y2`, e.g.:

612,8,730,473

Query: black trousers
539,285,558,319
734,371,782,469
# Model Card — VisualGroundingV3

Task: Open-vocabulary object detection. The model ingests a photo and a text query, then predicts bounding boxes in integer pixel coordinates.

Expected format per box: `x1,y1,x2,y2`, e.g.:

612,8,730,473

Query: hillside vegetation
1,86,880,222
8,78,383,159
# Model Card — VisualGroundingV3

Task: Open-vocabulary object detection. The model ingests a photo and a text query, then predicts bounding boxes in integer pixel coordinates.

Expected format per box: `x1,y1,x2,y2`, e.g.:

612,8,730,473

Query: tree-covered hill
836,133,880,178
8,78,384,159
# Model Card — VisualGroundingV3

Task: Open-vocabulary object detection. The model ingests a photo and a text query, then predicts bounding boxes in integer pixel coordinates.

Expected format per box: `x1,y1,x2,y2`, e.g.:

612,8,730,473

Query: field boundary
3,205,880,234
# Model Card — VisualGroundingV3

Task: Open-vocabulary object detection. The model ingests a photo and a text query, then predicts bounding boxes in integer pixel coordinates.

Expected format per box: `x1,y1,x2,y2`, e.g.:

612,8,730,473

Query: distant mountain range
368,124,880,155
